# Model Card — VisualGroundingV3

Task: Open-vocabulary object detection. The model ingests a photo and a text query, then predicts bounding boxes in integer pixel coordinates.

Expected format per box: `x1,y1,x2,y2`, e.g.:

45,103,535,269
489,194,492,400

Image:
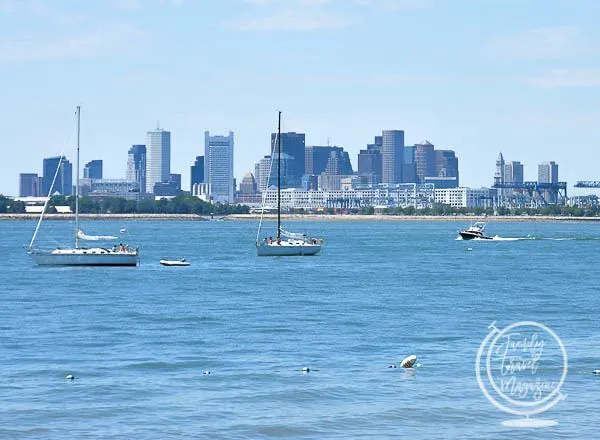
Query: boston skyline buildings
204,131,234,204
126,145,147,194
16,120,466,203
146,128,171,195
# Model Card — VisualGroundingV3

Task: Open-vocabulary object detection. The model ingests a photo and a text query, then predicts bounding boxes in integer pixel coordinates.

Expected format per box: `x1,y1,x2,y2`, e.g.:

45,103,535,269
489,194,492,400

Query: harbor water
1,219,599,439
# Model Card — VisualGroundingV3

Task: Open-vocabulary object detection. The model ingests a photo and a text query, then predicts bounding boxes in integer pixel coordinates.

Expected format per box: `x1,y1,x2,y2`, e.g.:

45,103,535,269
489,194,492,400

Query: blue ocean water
1,219,599,439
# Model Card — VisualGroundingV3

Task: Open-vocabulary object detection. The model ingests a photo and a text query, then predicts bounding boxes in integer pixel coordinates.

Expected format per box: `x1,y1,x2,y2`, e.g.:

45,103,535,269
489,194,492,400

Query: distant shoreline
2,213,600,222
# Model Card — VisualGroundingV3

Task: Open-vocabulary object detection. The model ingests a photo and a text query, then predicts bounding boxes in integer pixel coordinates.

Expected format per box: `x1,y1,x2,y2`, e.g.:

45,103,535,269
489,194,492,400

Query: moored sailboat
27,106,139,266
255,111,323,256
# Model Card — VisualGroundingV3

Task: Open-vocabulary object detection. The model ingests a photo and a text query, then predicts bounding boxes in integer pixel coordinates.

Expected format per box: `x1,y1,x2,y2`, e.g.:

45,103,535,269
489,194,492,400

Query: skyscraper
127,144,147,193
271,132,305,188
146,129,171,194
435,150,459,182
190,156,204,191
19,173,40,197
83,160,103,179
254,162,261,191
42,156,72,196
415,140,436,183
258,156,272,191
205,131,234,203
504,161,523,184
358,136,383,184
306,146,353,176
403,146,417,183
382,130,404,185
538,161,558,184
322,148,353,176
240,172,257,195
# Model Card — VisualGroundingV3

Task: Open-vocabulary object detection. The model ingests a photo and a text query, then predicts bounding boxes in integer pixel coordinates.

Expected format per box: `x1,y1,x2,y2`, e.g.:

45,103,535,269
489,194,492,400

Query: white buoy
400,355,417,369
467,247,473,251
65,374,75,380
302,367,310,373
593,370,600,375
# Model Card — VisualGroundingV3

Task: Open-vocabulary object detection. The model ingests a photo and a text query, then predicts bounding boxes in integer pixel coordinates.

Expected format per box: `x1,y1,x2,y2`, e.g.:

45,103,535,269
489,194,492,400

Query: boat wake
456,235,533,241
485,235,533,241
457,235,599,241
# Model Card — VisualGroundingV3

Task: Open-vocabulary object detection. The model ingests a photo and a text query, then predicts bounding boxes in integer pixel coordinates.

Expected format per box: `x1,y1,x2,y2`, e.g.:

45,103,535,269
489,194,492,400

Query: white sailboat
255,111,323,256
27,106,139,266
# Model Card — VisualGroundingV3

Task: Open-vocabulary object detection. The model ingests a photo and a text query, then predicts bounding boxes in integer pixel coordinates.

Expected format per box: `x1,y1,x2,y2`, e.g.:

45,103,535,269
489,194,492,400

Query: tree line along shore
1,194,599,220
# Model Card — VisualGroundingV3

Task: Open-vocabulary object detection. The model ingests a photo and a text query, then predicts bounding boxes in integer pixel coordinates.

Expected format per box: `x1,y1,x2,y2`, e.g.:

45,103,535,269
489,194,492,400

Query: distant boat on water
27,106,139,266
458,221,493,240
255,111,323,256
160,259,190,267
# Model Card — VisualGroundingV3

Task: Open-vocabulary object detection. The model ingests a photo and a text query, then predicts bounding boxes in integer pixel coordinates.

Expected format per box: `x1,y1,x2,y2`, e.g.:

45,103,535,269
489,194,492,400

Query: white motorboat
255,111,323,257
458,221,493,240
27,106,139,266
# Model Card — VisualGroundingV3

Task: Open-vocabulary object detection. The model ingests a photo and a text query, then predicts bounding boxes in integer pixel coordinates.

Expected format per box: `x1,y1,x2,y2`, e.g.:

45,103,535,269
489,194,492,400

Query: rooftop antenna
327,137,330,147
156,119,160,130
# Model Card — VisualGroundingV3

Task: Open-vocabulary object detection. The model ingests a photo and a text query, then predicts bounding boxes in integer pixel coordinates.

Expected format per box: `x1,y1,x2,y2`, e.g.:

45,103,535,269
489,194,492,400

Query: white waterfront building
205,131,234,203
146,128,171,194
251,185,493,210
260,184,435,210
434,187,494,208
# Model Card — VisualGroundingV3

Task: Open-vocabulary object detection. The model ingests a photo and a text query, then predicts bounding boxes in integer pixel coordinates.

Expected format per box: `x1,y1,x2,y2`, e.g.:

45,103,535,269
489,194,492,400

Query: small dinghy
160,259,190,267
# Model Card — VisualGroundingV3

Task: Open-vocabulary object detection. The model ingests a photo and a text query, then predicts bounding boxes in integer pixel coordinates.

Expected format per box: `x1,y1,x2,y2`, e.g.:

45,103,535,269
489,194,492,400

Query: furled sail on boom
77,229,118,241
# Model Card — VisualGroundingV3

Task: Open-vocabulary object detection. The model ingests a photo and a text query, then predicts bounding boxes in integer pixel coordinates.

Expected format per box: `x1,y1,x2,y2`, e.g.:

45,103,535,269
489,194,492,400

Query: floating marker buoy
467,247,473,251
593,370,600,375
302,367,310,373
388,364,397,368
65,374,75,380
203,371,211,375
400,355,417,369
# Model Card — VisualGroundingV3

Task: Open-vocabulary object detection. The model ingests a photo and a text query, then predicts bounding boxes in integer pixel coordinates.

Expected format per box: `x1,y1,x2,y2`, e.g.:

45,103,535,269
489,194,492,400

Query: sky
1,0,599,196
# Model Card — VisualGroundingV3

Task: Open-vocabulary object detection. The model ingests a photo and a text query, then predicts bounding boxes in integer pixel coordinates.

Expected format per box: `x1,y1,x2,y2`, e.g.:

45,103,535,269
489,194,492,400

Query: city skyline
2,1,599,195
19,126,565,198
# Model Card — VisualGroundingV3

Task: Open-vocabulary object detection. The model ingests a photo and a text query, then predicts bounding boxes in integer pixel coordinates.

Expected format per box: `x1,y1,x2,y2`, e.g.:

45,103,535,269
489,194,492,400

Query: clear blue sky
1,0,599,196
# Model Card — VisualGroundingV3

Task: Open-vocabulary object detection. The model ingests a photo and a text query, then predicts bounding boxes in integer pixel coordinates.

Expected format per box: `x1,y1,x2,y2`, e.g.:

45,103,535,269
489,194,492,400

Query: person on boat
268,236,273,244
277,237,281,245
119,243,125,252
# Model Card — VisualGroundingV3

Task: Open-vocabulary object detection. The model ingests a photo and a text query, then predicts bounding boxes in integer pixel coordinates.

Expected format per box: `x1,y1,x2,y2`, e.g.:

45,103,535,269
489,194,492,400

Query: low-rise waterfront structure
434,187,494,208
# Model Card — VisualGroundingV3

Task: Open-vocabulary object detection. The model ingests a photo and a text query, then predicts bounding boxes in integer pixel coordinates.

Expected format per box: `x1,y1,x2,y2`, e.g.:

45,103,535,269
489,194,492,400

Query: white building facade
434,187,493,208
260,184,435,210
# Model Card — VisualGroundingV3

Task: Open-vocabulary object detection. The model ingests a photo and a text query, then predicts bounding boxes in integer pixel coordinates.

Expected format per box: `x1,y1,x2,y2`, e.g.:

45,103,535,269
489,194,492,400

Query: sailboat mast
277,110,281,241
75,106,80,249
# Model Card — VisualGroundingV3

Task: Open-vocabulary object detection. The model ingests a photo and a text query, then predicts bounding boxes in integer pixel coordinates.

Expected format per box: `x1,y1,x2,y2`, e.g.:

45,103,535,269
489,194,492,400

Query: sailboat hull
28,250,139,266
256,243,321,256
